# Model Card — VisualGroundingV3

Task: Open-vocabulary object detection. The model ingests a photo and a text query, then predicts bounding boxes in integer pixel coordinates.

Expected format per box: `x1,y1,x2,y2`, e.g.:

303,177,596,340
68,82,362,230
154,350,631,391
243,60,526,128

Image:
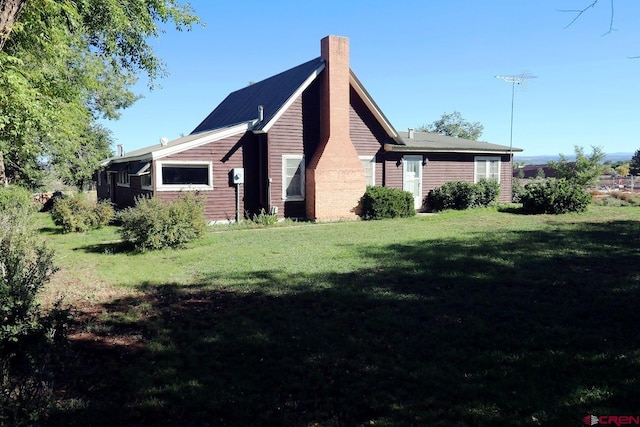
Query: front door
403,156,423,209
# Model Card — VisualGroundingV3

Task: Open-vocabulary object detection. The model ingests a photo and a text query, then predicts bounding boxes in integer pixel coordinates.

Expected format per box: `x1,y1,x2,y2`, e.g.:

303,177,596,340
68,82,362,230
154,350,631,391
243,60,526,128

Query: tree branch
558,0,599,29
559,0,617,35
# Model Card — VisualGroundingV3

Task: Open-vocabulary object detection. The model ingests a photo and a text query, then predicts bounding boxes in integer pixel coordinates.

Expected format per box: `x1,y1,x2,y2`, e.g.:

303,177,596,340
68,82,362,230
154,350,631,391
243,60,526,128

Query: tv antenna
495,72,537,155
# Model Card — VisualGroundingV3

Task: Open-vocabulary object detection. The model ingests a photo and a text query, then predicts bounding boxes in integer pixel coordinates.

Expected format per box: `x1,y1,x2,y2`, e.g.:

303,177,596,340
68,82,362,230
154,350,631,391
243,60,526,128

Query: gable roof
191,57,325,134
388,131,523,154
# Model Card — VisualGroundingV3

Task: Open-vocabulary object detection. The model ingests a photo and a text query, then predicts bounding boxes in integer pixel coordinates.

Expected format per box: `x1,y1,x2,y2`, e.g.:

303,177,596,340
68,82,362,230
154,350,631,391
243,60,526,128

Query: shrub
247,209,279,226
50,196,114,233
426,179,500,212
0,185,33,212
520,178,592,214
512,180,526,203
359,186,416,220
0,206,69,424
596,192,640,207
475,178,500,207
118,194,206,251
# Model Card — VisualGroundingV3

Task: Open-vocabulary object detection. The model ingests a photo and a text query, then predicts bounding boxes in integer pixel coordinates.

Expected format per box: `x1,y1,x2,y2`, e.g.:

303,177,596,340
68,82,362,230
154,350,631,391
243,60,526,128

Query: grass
36,205,640,426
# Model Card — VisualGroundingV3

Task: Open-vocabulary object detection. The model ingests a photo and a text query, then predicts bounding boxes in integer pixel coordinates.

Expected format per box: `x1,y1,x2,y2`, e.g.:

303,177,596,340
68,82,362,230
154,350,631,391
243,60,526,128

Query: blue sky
103,0,640,157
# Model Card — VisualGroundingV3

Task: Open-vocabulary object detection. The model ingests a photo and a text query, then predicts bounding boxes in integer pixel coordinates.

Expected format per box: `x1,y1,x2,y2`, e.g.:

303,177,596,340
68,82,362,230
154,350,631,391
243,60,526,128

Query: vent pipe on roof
117,144,124,157
258,105,264,122
408,128,414,139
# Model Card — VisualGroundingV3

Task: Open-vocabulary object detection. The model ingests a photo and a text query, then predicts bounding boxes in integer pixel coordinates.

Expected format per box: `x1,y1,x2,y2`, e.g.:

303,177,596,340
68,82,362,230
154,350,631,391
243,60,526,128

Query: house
97,35,522,222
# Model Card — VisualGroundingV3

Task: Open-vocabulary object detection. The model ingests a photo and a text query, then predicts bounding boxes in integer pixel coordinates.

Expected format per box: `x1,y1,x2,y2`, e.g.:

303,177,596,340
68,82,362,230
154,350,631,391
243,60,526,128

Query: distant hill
515,152,633,165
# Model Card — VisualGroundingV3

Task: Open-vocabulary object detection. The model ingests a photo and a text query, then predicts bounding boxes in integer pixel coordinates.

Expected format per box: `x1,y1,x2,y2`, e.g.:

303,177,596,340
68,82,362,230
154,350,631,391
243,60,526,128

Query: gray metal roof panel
192,57,325,134
396,131,523,153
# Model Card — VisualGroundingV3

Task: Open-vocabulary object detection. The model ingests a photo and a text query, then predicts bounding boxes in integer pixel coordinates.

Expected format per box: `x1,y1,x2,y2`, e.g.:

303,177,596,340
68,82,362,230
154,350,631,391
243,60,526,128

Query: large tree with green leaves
418,111,484,141
548,145,607,187
0,0,200,188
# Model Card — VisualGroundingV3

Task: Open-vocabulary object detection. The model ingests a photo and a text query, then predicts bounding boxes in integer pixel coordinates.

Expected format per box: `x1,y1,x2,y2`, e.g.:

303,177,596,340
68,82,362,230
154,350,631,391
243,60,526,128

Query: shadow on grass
75,240,136,254
48,221,640,426
38,226,64,235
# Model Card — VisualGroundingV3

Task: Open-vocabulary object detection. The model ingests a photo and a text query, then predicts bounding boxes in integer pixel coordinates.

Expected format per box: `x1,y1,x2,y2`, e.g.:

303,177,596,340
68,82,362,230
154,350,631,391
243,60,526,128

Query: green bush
0,185,33,212
512,180,526,203
520,179,592,214
247,209,279,226
426,179,500,212
474,178,500,207
0,206,69,425
359,186,416,220
118,194,206,251
50,195,114,233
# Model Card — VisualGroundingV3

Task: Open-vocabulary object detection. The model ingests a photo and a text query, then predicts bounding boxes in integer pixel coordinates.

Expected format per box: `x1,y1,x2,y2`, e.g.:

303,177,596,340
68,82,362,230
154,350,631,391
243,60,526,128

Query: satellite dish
160,137,169,146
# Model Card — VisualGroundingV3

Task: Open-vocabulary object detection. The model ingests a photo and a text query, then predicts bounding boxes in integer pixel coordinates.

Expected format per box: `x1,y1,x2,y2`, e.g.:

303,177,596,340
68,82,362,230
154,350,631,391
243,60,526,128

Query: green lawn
40,206,640,426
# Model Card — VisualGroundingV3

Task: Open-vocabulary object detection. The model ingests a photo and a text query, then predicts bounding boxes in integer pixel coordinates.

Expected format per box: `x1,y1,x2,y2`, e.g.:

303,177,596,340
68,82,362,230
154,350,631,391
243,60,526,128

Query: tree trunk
0,0,26,52
0,153,7,187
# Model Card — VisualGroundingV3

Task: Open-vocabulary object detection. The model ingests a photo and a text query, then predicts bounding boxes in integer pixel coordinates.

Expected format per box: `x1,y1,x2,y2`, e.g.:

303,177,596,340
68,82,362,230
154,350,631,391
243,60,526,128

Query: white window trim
359,155,376,187
156,160,214,192
116,169,130,187
282,154,305,201
474,156,501,183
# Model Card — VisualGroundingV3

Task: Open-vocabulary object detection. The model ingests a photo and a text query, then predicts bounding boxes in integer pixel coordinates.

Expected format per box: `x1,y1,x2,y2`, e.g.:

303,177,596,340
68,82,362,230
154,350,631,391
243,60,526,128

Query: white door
403,156,423,209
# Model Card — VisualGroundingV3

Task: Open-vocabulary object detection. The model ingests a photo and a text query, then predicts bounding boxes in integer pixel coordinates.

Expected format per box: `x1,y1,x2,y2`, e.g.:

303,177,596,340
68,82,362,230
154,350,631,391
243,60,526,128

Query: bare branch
602,0,616,35
559,0,617,35
559,0,599,29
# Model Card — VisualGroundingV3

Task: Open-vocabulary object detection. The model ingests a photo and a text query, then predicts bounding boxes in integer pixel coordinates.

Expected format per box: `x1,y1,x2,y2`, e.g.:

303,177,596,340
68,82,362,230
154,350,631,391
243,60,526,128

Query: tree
418,111,484,141
0,0,200,188
615,163,630,177
630,149,640,176
548,145,607,187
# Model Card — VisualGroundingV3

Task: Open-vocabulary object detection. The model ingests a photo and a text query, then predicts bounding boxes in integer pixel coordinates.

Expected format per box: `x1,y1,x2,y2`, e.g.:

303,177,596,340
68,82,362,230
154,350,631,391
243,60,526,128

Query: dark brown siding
349,87,386,185
384,153,404,189
384,152,513,206
243,133,267,216
155,132,247,221
96,170,109,201
110,161,153,209
268,96,306,218
423,154,474,193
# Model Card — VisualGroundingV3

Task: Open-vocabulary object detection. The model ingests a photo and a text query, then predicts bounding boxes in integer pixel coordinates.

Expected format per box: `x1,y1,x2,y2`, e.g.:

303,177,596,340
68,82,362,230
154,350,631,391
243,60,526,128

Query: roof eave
102,123,251,166
384,143,523,154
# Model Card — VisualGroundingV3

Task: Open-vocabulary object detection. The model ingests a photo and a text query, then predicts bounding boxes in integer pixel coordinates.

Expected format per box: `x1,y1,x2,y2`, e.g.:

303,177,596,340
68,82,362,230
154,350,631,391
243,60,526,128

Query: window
359,155,375,187
475,156,501,182
282,154,305,200
156,161,213,191
117,169,130,186
140,172,152,189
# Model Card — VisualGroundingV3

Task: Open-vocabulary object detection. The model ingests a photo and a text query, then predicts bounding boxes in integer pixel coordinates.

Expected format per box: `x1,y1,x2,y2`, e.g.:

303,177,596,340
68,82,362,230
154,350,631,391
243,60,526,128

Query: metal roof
391,131,523,154
191,57,325,134
102,124,250,164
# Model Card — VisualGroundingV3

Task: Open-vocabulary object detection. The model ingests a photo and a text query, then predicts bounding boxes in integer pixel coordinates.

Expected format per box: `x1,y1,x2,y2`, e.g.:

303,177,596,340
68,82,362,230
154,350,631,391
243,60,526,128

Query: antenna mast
495,72,537,156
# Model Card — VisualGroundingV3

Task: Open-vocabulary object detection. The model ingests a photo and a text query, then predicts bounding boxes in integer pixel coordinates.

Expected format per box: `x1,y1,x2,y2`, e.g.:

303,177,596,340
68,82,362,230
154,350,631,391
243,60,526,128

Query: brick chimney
306,35,365,221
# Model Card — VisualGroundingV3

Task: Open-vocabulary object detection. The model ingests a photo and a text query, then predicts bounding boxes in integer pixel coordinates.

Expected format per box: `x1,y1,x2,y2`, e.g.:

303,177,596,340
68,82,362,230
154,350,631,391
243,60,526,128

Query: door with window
403,156,423,209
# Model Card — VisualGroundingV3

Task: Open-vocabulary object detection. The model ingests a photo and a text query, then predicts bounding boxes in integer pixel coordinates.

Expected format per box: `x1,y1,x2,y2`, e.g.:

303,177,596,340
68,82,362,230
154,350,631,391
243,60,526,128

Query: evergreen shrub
359,186,416,220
